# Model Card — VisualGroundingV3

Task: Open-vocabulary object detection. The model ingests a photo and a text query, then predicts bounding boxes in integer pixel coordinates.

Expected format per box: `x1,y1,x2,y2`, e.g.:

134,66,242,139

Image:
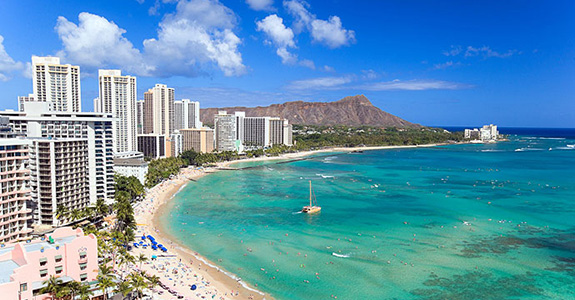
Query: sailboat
302,180,321,214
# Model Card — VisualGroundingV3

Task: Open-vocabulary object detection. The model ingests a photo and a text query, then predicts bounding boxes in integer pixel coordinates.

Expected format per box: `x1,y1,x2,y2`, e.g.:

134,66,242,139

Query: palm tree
99,264,114,279
129,272,149,299
118,251,135,277
65,281,82,300
76,283,93,300
136,253,148,270
113,280,133,299
40,275,65,300
55,205,69,226
145,273,160,299
69,209,83,222
97,275,114,300
96,197,109,217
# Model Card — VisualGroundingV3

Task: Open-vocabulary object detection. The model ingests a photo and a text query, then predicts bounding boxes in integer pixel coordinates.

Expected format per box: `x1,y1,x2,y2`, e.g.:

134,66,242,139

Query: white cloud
444,45,519,59
283,0,313,33
464,46,518,58
322,65,335,72
361,69,379,80
286,75,352,90
256,14,314,68
256,15,295,49
361,79,471,91
433,61,462,70
284,0,355,48
55,0,246,77
56,13,149,75
443,45,462,56
144,0,246,76
0,35,24,81
256,14,296,64
246,0,274,11
310,16,355,48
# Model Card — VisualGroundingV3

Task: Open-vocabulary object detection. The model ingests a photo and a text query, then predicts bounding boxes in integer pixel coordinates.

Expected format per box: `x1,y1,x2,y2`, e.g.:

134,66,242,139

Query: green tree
97,275,114,300
55,205,69,226
76,283,93,300
40,276,65,300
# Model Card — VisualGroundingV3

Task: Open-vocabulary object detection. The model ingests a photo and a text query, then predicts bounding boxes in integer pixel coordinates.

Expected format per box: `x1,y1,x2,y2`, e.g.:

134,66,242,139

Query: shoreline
135,142,453,299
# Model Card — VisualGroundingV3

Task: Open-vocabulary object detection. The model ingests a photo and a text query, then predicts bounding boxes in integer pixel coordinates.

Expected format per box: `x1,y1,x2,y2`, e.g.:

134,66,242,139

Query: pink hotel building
0,227,98,300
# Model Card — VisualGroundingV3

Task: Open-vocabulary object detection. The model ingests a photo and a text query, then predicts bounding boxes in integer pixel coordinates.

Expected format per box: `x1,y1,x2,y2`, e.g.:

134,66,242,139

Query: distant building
243,117,270,148
136,100,145,135
214,111,241,152
31,56,81,112
169,131,183,157
465,124,498,142
0,227,98,300
181,128,214,153
113,157,148,185
96,69,138,153
137,134,166,159
143,84,174,137
174,99,201,130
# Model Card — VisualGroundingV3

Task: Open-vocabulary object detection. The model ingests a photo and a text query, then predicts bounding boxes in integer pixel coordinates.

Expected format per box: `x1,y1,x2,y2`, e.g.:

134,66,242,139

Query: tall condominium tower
96,70,138,153
142,84,174,136
32,56,81,112
174,99,202,130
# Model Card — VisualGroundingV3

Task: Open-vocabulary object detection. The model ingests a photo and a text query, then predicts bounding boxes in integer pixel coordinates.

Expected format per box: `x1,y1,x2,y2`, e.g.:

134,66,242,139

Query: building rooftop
113,158,149,166
0,260,20,284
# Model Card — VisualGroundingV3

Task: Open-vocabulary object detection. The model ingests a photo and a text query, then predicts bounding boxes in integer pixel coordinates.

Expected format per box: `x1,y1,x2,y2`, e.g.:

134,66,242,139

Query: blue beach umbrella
191,284,197,290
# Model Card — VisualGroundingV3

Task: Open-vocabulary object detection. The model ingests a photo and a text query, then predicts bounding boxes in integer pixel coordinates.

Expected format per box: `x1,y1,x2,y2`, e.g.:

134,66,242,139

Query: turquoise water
160,135,575,299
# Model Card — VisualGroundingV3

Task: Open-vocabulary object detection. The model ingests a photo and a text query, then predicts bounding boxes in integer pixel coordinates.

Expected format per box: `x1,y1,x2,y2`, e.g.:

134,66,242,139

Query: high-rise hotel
29,56,81,112
95,70,138,153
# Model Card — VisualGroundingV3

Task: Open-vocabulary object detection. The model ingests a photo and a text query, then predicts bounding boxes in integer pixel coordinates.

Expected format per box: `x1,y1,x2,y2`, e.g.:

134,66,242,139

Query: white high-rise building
32,56,81,112
1,103,115,205
96,70,138,153
214,111,240,152
143,84,175,137
174,99,201,130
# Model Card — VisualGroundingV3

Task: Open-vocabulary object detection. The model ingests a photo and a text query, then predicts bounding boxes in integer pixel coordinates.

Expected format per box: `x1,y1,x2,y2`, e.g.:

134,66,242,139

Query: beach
130,143,446,299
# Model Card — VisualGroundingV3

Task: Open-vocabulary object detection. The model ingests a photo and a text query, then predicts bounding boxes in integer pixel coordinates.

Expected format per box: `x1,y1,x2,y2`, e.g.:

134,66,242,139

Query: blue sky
0,0,573,127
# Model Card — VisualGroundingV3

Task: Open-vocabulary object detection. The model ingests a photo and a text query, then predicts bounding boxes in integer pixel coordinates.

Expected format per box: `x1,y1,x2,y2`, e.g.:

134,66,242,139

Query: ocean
160,128,575,299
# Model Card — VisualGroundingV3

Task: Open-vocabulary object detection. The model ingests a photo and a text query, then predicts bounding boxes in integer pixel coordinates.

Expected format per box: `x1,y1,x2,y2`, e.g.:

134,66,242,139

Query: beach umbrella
141,236,146,240
191,284,197,290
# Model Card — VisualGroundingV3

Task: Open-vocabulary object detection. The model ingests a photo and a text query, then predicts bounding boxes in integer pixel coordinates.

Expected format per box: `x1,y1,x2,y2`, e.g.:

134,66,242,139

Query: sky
0,0,573,127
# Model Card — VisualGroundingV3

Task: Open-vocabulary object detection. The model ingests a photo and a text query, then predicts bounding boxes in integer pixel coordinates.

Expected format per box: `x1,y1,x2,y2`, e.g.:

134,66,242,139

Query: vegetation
292,125,465,150
145,157,186,187
39,276,93,300
114,174,145,200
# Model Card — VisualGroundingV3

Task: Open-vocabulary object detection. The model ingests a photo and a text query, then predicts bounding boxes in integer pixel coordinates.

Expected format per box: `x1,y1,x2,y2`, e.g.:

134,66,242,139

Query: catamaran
302,180,321,214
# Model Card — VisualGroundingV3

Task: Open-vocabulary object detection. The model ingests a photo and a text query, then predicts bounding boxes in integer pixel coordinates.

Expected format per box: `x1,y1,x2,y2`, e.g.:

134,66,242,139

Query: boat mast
309,180,312,207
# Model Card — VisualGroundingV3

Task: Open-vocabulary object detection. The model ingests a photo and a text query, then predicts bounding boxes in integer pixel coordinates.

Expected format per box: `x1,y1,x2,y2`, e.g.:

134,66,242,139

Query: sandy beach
131,143,443,299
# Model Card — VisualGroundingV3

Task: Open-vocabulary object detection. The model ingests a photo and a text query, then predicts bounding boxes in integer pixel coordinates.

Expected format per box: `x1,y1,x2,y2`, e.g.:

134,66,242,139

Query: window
55,265,63,273
80,273,87,281
55,255,62,262
39,257,47,266
79,262,87,270
79,251,87,258
20,283,27,292
39,269,48,277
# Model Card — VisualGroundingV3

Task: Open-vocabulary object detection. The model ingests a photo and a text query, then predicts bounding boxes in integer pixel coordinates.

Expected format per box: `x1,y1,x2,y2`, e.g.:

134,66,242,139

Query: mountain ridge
200,95,420,128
